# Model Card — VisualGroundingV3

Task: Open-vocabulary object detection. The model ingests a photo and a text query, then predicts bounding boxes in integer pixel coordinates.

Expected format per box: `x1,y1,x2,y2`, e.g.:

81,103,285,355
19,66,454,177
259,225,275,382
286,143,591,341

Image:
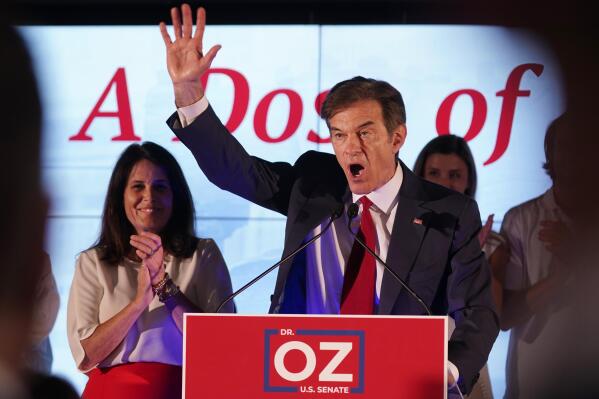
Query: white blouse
67,238,234,372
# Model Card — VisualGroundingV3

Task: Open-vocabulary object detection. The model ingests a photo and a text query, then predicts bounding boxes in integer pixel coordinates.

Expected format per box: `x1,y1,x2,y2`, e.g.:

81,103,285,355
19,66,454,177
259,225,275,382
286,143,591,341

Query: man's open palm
160,4,221,106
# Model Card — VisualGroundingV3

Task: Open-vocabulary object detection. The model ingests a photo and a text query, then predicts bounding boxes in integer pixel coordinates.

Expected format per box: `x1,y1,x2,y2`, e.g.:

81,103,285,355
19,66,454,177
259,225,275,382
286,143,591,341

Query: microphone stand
215,207,343,313
346,202,431,316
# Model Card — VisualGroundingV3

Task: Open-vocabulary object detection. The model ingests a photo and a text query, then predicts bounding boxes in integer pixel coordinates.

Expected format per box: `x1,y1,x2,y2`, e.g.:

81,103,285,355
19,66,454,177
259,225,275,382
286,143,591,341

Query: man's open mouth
349,163,365,177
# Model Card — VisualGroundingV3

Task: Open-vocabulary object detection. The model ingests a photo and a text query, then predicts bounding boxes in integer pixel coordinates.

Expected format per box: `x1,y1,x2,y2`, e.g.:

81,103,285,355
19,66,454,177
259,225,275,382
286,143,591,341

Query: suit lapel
378,162,429,315
288,185,350,252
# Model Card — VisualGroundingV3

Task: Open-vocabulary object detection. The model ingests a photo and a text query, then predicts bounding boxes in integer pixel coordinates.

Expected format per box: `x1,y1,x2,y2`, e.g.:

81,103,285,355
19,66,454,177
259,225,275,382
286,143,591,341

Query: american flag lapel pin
412,217,423,225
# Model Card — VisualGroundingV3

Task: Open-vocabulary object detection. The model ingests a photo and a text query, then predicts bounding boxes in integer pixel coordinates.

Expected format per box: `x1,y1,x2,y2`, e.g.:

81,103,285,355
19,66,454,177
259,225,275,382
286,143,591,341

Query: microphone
215,205,345,313
346,202,432,316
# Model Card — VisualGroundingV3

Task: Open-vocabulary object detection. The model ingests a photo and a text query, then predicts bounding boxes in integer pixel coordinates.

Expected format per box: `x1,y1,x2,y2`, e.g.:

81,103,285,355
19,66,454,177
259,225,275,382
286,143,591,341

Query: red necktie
341,196,376,314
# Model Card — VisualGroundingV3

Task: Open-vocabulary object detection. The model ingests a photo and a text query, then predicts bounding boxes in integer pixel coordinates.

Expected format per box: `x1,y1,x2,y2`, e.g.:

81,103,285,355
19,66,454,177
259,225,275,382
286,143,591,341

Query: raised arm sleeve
167,105,297,216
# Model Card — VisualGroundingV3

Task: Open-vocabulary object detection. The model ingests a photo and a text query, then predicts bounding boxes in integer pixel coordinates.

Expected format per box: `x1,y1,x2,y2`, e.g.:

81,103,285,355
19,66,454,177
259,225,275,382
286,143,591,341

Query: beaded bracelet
151,272,169,294
156,278,180,303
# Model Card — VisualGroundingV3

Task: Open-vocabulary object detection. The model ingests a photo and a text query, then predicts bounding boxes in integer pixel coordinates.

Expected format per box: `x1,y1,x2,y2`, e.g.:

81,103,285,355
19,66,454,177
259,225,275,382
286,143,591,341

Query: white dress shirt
305,162,403,314
500,188,574,398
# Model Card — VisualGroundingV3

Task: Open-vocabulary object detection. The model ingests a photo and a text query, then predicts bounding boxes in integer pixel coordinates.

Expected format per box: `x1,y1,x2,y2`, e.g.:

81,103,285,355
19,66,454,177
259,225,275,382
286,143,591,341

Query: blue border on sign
264,329,365,394
264,329,297,392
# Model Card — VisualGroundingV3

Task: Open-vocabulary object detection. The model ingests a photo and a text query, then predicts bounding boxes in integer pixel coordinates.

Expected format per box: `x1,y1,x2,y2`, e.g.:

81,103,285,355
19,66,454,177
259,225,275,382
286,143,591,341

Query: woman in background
67,142,234,399
414,135,510,399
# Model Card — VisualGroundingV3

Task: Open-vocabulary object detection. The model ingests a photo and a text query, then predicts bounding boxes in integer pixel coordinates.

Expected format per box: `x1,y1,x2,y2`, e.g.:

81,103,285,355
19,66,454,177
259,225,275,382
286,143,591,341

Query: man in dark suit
160,4,498,395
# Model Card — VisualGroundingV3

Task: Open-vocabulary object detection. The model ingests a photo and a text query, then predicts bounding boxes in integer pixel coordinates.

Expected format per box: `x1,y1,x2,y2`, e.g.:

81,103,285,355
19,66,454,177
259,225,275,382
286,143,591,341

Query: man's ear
391,124,407,154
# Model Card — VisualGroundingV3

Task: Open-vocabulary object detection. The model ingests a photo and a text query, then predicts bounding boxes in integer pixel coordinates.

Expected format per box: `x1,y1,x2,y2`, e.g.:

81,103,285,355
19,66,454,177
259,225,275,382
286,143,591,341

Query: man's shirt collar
352,163,403,214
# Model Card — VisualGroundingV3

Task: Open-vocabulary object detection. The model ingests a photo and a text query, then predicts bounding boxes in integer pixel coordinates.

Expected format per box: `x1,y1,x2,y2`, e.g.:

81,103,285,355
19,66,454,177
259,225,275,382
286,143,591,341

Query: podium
183,314,447,398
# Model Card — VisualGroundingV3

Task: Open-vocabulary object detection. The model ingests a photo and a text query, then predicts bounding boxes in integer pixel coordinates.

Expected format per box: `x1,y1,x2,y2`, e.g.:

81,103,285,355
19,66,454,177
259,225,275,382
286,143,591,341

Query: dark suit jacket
168,106,499,394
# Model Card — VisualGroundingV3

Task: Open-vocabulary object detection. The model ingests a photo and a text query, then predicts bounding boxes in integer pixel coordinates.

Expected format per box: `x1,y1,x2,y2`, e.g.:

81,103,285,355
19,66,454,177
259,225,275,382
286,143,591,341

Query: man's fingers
159,22,172,46
194,7,206,44
171,7,182,38
203,44,221,66
181,3,193,38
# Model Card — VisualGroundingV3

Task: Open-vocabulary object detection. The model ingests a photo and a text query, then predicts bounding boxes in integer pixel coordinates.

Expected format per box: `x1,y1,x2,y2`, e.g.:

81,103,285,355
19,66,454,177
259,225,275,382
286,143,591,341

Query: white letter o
273,341,316,382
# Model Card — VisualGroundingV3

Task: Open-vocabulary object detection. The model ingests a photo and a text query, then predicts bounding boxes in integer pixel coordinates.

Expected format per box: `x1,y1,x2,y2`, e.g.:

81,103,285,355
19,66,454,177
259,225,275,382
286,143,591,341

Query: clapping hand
478,214,494,248
135,263,153,306
130,231,165,286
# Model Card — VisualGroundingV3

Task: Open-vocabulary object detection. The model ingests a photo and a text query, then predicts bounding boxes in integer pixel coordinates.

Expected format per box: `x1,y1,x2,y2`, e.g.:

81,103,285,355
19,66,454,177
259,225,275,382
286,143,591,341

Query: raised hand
130,232,165,286
159,4,221,107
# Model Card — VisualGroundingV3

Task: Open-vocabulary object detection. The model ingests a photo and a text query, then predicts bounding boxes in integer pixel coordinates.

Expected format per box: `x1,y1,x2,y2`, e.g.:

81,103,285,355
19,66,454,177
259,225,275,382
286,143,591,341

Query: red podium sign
183,314,447,399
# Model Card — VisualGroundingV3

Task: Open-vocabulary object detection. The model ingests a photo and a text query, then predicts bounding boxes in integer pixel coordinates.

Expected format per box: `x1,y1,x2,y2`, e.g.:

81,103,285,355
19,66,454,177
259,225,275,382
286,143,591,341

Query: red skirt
83,362,182,399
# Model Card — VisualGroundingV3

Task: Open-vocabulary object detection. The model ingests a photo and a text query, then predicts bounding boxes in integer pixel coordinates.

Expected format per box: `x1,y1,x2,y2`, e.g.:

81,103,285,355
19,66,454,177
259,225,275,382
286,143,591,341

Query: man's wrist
177,96,210,127
173,82,204,108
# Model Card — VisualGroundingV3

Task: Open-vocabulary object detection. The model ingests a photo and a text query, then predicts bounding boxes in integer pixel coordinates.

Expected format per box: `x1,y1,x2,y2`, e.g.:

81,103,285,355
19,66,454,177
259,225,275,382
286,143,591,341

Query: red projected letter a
69,68,140,141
